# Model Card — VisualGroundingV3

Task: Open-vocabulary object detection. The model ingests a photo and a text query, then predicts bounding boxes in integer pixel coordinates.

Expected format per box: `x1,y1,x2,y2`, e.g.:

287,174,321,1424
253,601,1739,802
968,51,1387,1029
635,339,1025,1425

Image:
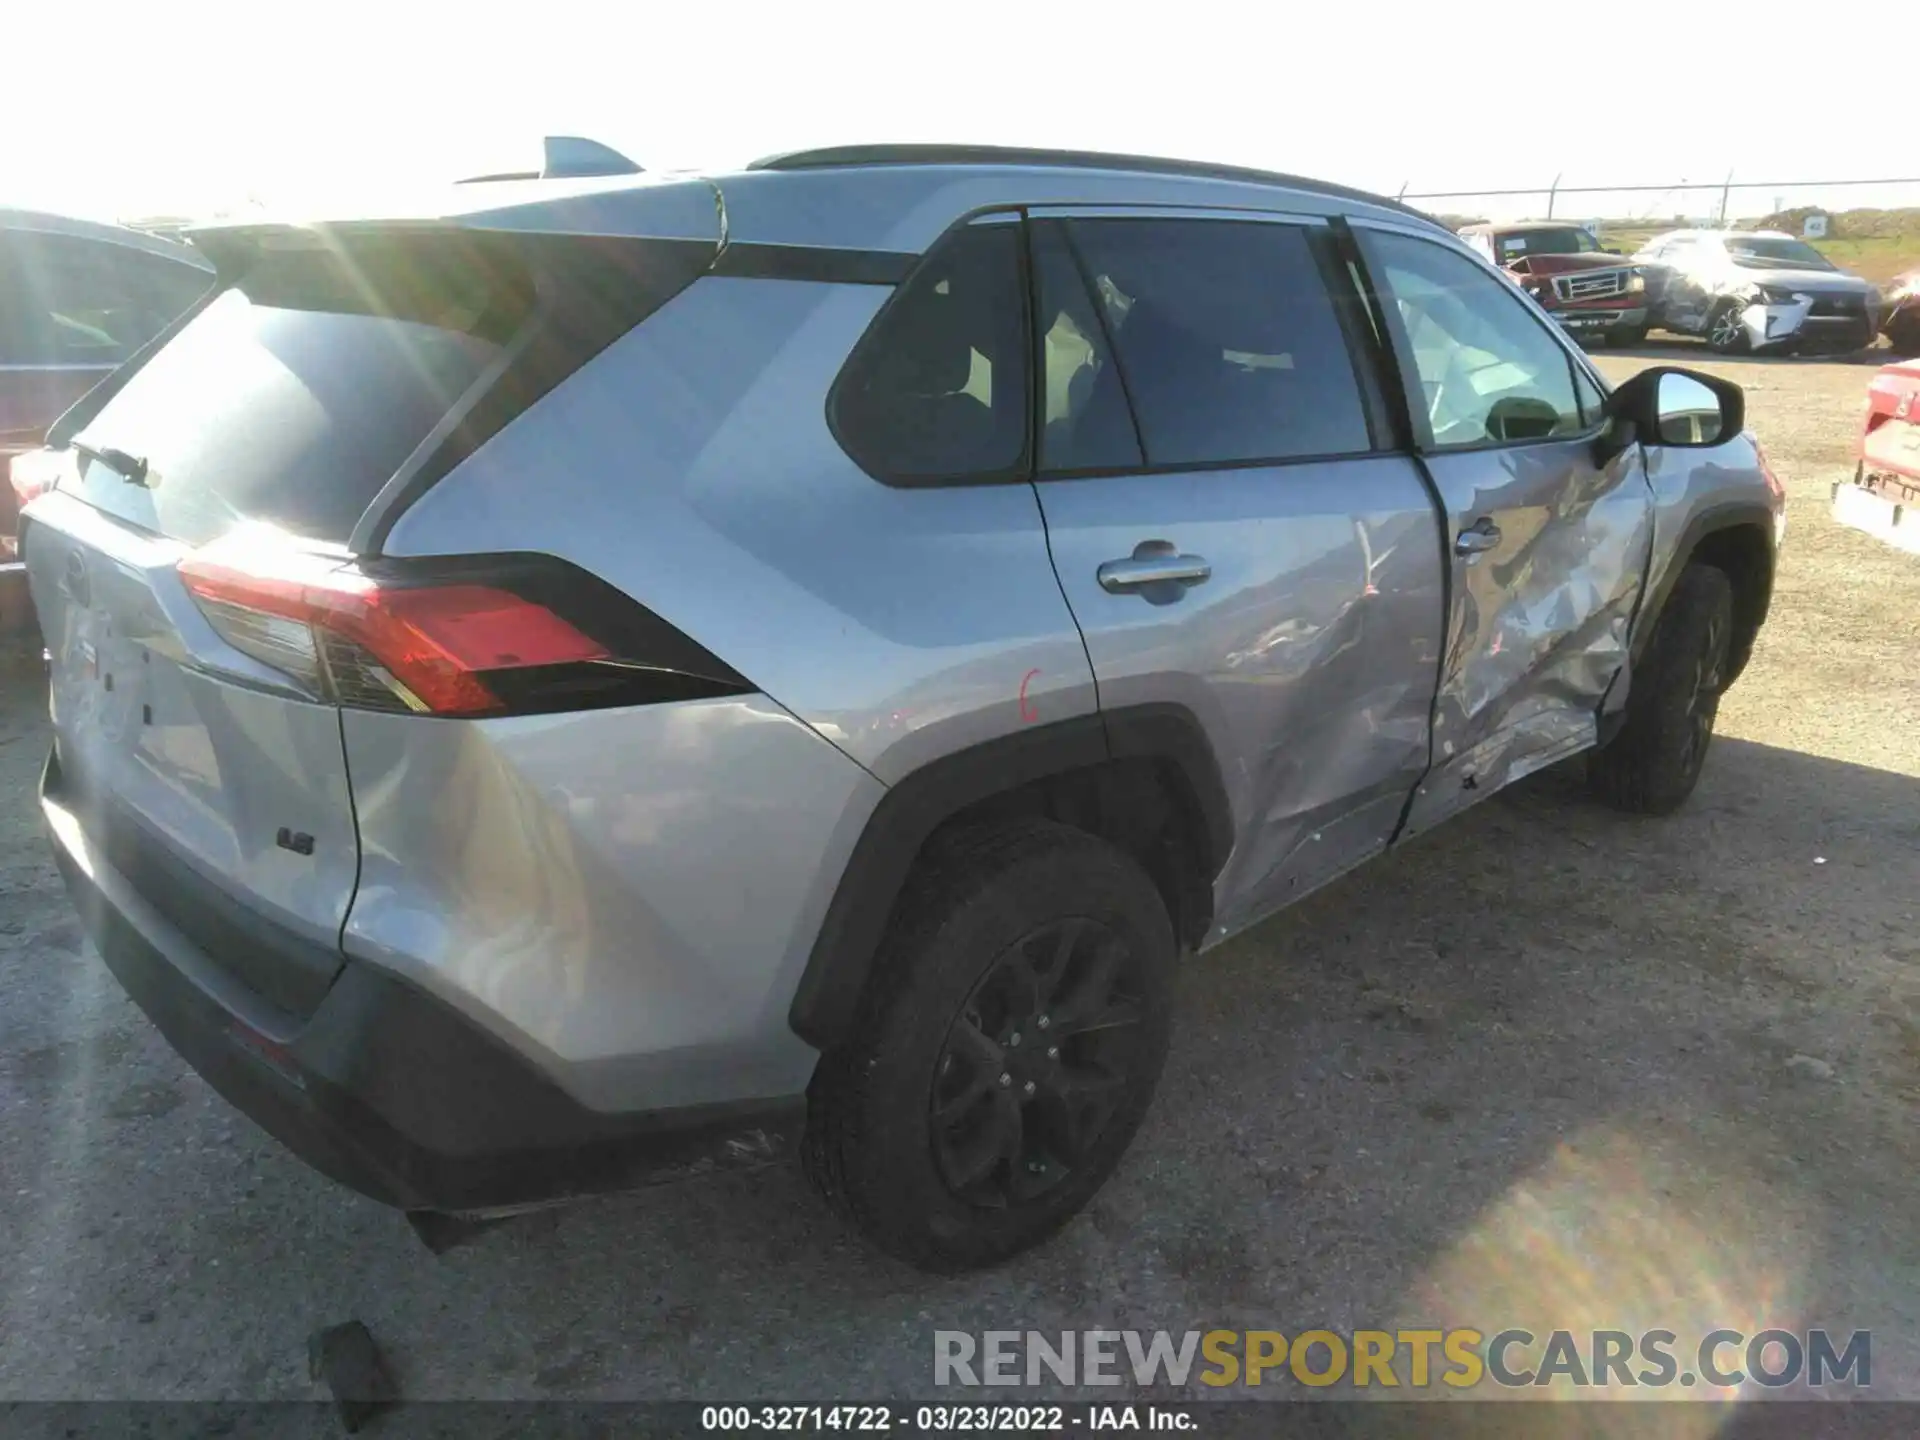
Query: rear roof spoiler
457,136,643,184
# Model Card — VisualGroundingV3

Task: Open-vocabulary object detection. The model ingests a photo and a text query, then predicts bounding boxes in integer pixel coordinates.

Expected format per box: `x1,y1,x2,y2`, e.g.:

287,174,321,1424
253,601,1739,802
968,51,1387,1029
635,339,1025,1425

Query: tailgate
27,492,358,1015
20,214,716,1015
20,229,554,1016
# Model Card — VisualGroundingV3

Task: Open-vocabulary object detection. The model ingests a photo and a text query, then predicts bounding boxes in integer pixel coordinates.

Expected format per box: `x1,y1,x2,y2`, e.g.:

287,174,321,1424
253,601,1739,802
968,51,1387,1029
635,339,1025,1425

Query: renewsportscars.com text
934,1328,1871,1390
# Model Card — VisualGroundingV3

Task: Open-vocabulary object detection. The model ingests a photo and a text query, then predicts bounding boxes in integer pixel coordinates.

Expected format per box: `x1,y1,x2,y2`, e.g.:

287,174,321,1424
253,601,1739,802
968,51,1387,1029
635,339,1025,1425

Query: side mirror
1595,366,1745,463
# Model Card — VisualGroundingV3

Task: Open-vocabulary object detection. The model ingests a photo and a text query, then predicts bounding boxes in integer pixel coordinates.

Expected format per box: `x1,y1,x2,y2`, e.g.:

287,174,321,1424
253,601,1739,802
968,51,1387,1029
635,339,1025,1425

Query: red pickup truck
1457,220,1650,346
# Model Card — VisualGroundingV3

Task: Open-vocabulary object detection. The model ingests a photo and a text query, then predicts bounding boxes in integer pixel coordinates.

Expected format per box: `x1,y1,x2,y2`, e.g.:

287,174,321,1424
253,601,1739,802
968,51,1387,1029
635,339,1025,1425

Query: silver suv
22,145,1783,1272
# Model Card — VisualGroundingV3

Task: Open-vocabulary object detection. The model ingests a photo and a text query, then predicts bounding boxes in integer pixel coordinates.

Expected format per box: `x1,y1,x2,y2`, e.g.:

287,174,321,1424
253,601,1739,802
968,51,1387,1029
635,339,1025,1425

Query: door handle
1097,541,1212,595
1454,518,1502,557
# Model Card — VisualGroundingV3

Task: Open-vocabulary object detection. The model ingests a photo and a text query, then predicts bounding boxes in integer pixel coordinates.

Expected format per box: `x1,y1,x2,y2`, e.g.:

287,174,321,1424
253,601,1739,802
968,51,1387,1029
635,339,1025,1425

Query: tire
1609,323,1649,347
1888,314,1920,359
1705,299,1751,354
803,818,1175,1272
1588,563,1735,815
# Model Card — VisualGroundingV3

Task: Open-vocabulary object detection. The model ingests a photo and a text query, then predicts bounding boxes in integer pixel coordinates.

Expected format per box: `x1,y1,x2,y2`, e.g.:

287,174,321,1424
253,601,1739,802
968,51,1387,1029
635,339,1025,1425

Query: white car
1635,229,1881,355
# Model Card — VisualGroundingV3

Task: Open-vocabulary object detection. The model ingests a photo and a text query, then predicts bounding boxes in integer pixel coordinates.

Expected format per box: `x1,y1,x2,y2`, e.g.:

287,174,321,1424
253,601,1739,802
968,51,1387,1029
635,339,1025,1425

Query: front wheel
1609,322,1650,347
1588,563,1735,815
1706,299,1752,354
803,819,1174,1272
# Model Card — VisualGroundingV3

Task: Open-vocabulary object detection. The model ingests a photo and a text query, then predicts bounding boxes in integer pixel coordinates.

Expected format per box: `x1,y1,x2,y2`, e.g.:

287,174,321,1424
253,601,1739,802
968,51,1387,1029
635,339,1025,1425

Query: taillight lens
9,447,77,510
180,546,612,716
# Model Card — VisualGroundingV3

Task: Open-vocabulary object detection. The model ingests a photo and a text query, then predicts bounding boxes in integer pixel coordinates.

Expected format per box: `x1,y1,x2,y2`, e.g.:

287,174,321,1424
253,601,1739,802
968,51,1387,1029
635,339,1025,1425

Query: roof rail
745,144,1433,222
458,136,643,185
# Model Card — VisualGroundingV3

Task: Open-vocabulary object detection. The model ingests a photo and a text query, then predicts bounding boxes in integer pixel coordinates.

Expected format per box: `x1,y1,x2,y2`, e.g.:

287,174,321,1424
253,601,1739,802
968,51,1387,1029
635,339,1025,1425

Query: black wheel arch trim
1635,499,1776,673
788,703,1232,1051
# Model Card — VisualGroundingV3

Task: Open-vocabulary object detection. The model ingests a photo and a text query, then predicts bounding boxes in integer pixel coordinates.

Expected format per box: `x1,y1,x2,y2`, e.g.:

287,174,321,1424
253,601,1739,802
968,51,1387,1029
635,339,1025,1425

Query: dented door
1024,210,1446,941
1356,224,1654,838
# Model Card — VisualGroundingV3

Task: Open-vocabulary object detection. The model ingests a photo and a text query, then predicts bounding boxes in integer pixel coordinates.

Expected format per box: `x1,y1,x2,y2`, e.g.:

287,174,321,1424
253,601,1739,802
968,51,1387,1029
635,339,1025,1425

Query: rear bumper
42,751,805,1213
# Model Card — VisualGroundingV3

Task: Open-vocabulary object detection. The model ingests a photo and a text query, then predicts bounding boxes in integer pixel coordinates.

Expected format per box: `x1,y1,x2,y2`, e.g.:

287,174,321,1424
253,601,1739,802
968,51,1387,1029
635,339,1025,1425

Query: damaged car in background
1458,220,1649,346
1833,354,1920,554
1634,229,1882,355
1883,267,1920,357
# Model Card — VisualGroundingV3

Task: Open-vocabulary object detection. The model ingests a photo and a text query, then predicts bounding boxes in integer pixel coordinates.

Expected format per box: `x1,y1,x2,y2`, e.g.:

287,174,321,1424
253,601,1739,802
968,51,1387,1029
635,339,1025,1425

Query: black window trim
1349,218,1611,459
1046,217,1148,470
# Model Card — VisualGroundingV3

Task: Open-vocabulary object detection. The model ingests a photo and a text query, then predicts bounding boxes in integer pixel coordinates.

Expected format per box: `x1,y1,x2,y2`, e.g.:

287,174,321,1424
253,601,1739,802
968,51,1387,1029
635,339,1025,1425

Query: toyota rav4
21,145,1784,1272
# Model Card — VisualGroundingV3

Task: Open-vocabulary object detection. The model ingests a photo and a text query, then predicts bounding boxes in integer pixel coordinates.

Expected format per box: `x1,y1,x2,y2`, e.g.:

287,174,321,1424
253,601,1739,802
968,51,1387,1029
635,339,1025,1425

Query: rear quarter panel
368,273,1103,1108
340,697,883,1111
377,274,1101,783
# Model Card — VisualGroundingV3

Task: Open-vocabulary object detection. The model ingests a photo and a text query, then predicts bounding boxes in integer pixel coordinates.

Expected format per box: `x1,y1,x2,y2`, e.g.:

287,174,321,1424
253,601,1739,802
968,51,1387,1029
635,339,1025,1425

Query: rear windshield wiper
72,440,152,489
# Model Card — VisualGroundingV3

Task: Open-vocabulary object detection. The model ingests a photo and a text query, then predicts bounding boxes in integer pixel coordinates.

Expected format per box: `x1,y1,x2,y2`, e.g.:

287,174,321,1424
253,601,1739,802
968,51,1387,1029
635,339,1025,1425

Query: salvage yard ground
1,340,1917,1416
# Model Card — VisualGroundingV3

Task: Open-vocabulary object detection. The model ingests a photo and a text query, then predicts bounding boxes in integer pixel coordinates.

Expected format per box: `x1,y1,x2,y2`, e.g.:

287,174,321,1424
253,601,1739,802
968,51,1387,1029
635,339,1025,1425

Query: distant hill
1746,206,1920,241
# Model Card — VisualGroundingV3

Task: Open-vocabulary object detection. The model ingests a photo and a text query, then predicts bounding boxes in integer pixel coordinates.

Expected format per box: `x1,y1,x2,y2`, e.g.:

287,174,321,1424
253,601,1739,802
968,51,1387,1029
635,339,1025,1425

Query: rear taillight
9,447,76,511
178,540,749,717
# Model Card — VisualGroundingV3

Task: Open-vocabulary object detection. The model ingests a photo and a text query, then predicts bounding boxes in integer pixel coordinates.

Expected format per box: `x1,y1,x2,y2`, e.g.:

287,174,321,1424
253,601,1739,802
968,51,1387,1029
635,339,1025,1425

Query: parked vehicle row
1459,217,1909,359
17,143,1782,1271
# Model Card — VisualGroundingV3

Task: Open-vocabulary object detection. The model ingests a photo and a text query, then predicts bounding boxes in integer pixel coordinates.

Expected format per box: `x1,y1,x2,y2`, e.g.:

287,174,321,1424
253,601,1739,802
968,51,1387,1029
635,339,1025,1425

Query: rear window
69,234,535,547
830,222,1030,483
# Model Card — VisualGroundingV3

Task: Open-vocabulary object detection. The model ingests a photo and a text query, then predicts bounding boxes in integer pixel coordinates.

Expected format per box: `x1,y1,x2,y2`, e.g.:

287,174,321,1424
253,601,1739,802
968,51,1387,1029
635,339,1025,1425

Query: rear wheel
803,820,1174,1272
1706,299,1751,354
1588,563,1734,815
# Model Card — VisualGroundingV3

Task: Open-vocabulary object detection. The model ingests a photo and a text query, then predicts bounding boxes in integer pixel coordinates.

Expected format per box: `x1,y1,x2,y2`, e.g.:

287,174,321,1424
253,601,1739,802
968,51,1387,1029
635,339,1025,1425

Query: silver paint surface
1402,438,1654,837
24,491,360,960
340,695,882,1111
380,275,1101,784
1034,455,1446,939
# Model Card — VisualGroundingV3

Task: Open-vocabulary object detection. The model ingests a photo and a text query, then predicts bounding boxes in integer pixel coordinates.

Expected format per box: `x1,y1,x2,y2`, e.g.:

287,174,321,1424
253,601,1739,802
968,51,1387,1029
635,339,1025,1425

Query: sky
6,0,1912,225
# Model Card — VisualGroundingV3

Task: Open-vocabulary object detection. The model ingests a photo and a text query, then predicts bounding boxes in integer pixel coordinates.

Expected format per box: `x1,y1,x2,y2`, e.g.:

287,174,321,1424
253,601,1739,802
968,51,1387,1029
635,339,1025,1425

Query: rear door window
1061,218,1372,466
831,221,1029,482
69,233,535,547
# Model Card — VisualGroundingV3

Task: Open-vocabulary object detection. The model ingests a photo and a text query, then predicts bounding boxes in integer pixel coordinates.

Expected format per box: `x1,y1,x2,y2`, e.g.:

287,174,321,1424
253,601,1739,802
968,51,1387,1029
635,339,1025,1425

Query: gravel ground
0,341,1916,1416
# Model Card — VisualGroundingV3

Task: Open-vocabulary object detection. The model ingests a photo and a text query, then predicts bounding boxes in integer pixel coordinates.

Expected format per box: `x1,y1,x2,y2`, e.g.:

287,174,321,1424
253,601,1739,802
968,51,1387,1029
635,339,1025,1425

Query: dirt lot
1,340,1916,1416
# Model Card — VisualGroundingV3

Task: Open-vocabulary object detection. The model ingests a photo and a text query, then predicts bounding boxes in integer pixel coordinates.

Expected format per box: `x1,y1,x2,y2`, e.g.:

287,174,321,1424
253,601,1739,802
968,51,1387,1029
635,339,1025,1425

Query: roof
168,143,1451,260
1456,219,1590,234
747,144,1435,223
0,207,213,270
